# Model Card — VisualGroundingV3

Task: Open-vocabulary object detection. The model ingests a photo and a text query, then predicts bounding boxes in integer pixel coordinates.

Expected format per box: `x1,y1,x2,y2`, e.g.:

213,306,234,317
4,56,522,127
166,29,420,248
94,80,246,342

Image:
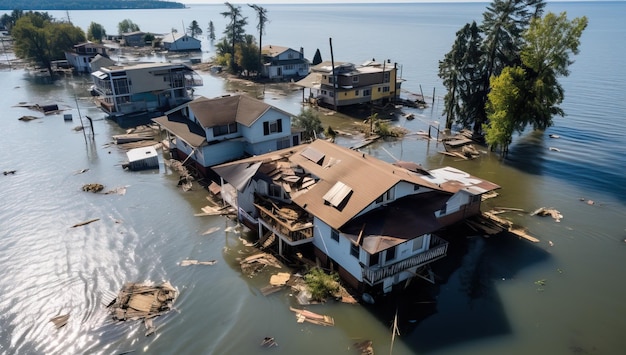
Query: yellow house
296,60,402,109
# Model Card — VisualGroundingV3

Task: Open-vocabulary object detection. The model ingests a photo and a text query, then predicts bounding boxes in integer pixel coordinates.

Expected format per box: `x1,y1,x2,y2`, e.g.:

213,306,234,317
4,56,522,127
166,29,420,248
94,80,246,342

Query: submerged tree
207,20,216,41
440,0,546,135
438,21,484,130
87,22,106,43
188,20,202,38
249,4,268,77
484,12,588,154
12,11,85,76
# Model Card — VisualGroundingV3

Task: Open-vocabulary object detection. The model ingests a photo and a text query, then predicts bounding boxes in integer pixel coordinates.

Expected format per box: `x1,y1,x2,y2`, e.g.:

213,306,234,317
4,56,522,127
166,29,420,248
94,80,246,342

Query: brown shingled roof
188,95,287,128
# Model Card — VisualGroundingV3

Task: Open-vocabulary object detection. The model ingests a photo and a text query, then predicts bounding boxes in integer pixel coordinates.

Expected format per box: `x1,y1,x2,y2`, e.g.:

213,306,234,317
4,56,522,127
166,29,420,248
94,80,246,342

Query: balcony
254,201,313,245
362,235,448,285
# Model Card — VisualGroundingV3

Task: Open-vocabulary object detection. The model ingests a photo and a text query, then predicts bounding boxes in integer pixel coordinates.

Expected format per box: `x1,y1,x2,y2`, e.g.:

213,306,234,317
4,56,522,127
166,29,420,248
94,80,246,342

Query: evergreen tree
221,2,247,73
293,108,323,141
188,20,202,38
312,48,322,65
249,4,268,77
208,20,215,41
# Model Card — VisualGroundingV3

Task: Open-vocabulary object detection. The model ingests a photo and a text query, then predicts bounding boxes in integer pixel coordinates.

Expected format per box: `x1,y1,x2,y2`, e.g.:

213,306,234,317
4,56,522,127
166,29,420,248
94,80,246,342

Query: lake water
1,2,625,354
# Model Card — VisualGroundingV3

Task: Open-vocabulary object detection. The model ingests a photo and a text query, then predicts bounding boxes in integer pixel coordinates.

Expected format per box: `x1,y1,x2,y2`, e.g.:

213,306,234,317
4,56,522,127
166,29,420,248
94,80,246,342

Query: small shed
125,146,159,171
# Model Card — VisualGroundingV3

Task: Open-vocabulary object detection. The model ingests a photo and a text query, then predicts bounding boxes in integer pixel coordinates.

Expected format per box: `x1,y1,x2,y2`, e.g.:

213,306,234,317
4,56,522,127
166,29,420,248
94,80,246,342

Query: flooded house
296,59,401,110
152,94,302,176
90,62,203,127
64,42,109,73
261,45,310,80
212,139,500,295
160,32,202,51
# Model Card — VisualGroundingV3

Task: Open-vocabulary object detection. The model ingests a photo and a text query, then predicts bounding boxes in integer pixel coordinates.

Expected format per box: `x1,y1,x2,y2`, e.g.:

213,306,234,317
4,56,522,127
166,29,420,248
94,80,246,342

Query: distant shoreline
0,1,185,11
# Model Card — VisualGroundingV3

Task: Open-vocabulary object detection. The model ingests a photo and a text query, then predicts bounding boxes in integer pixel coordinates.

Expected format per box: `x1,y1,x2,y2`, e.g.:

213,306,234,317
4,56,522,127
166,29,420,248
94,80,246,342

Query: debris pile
107,281,177,324
166,159,194,191
289,307,335,326
180,259,217,266
240,253,283,276
531,207,563,222
82,183,104,193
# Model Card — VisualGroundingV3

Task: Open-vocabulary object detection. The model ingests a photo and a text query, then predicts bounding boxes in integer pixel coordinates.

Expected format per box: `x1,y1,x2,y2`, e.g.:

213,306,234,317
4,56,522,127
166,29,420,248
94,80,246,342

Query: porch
254,200,314,246
362,235,449,285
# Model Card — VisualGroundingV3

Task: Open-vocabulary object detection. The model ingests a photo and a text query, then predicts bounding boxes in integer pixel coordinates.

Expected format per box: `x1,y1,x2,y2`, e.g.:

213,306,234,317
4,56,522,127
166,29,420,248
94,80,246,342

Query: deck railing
254,203,313,244
362,235,448,285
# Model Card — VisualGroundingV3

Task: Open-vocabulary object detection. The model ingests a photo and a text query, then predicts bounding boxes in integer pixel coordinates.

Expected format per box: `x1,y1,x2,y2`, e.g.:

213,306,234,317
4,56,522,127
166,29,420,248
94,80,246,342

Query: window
413,185,420,191
384,72,390,82
329,92,335,97
113,78,129,95
385,188,394,201
383,86,390,93
369,252,379,266
213,123,237,137
331,229,339,242
350,243,359,258
329,76,334,84
263,119,283,135
412,236,424,252
385,245,396,262
440,203,447,214
363,89,371,96
354,90,359,96
376,195,383,204
352,76,359,83
285,64,294,70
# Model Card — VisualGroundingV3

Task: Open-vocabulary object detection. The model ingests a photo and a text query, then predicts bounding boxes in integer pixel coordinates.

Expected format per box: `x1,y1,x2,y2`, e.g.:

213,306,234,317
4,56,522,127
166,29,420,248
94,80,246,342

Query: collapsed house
213,140,499,294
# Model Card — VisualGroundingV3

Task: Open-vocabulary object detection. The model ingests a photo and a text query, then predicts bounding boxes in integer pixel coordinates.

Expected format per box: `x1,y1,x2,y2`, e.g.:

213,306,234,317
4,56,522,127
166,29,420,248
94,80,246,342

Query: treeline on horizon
0,0,185,11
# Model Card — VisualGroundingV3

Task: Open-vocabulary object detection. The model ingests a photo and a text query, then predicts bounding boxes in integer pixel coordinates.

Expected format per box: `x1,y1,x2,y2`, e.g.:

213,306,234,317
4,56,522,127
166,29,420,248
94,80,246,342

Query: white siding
313,220,363,282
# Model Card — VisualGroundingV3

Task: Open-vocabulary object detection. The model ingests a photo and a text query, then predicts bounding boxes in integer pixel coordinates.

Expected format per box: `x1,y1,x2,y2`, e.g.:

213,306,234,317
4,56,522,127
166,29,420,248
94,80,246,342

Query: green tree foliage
249,4,268,77
519,12,588,130
293,108,323,141
207,20,215,41
438,21,484,130
86,22,106,43
303,268,340,302
235,34,260,77
484,66,528,153
187,20,202,38
12,11,85,76
0,9,24,32
143,33,155,46
484,12,587,154
220,2,247,73
440,0,546,135
312,48,322,65
118,19,140,35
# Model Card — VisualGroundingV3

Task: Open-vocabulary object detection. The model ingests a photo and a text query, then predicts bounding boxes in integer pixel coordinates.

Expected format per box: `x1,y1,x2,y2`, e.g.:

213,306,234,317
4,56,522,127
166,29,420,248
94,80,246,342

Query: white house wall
165,38,201,51
201,140,245,167
439,191,470,217
127,68,171,93
239,110,291,145
313,219,364,283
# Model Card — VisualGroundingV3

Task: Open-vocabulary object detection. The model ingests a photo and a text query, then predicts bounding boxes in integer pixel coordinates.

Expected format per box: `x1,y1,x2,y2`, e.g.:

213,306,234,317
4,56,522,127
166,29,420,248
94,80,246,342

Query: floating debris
240,253,282,276
18,115,40,121
73,168,89,175
3,170,16,175
104,186,128,195
353,340,374,355
289,307,334,326
531,207,563,222
50,314,70,329
201,226,221,235
71,218,100,228
107,281,177,328
549,147,560,152
180,259,217,266
549,134,560,138
261,337,278,348
82,183,104,193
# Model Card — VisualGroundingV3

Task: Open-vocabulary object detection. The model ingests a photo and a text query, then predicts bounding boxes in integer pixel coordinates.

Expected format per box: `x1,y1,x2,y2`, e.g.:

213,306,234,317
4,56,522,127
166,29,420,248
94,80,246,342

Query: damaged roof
152,112,206,148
